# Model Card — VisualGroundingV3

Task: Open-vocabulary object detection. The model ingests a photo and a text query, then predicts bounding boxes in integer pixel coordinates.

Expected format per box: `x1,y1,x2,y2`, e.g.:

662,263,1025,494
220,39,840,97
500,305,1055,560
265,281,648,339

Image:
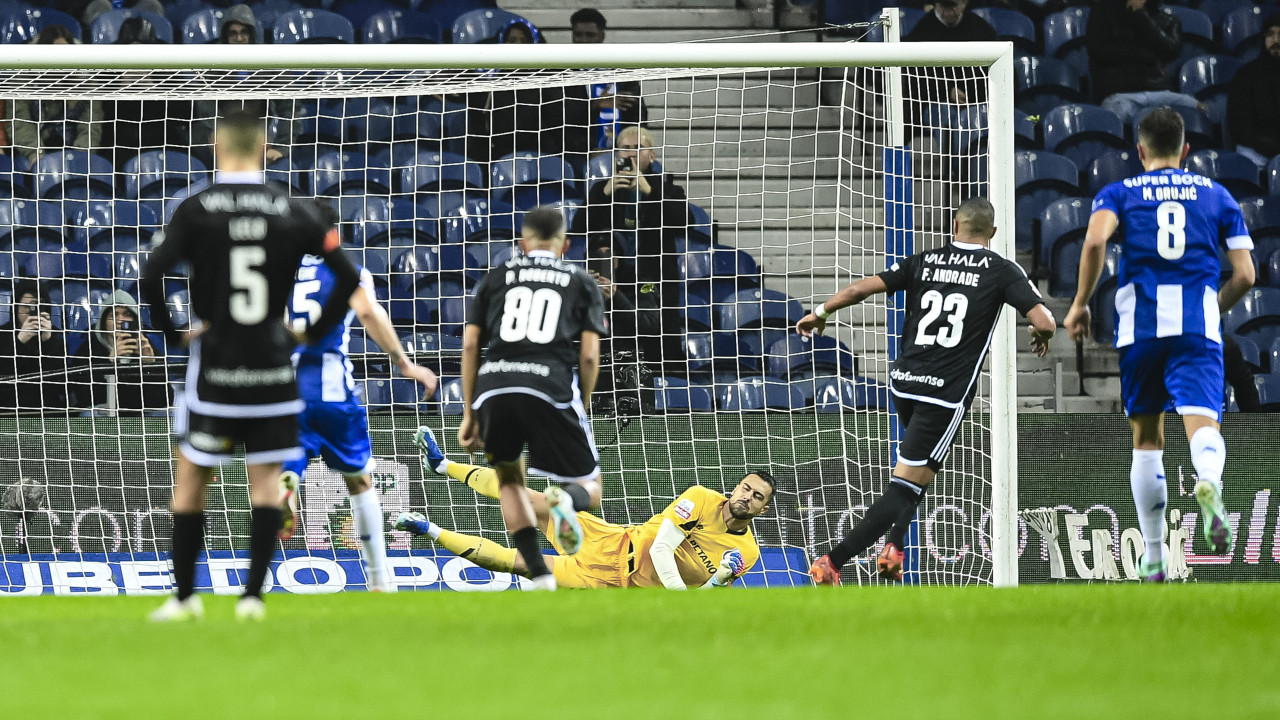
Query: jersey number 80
500,286,562,344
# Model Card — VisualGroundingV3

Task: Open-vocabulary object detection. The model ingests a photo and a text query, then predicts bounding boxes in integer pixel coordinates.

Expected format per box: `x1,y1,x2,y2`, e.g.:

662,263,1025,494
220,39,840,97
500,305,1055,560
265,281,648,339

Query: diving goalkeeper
396,428,770,589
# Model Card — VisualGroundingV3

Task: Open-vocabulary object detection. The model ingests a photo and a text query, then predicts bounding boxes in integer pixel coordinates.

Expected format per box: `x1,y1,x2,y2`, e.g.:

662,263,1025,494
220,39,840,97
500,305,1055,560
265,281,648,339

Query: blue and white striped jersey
287,254,374,404
1093,168,1253,347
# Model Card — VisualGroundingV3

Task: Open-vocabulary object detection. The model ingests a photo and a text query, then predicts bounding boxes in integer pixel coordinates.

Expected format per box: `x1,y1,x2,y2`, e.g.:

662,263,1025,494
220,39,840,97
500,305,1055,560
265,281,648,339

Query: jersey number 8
1156,200,1186,261
915,290,968,348
500,286,562,344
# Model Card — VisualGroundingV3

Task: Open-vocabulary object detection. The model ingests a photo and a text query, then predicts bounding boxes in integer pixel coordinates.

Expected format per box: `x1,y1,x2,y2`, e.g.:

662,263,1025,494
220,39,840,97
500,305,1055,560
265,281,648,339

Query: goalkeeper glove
710,549,746,587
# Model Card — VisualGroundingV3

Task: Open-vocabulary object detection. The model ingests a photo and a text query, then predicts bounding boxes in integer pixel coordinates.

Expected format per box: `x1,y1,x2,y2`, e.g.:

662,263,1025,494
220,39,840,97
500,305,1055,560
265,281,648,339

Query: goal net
0,32,1019,594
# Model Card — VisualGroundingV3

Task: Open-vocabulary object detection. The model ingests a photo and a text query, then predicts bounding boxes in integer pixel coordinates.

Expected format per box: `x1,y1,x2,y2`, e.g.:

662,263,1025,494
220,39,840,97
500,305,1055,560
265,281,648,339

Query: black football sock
244,506,282,599
827,481,922,569
885,478,926,551
170,512,205,601
511,526,550,578
560,482,592,512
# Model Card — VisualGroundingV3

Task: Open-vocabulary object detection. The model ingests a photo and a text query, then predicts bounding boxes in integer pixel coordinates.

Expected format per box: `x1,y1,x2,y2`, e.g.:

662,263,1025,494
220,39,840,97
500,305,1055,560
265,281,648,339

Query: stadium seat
7,200,66,245
714,288,805,331
273,9,354,44
681,289,712,332
450,7,530,44
1043,7,1090,76
1224,287,1280,337
1041,104,1127,170
124,151,207,200
1221,5,1266,58
361,378,421,409
182,7,265,44
91,8,174,43
1232,332,1262,373
1266,155,1280,197
0,8,82,44
971,7,1038,54
1090,243,1125,343
1195,0,1252,26
439,198,512,246
1012,56,1083,116
1164,7,1214,53
764,334,853,379
389,96,467,146
1256,373,1280,411
0,154,31,198
71,200,160,249
1185,150,1263,198
394,151,484,195
1238,196,1280,250
390,245,440,300
490,152,576,210
35,151,115,200
1086,150,1143,197
1179,55,1243,122
355,196,435,247
417,192,474,228
436,378,465,415
1014,109,1039,150
363,9,442,43
264,157,307,195
312,150,389,196
1266,249,1280,289
1039,197,1091,294
716,377,803,412
1015,151,1080,251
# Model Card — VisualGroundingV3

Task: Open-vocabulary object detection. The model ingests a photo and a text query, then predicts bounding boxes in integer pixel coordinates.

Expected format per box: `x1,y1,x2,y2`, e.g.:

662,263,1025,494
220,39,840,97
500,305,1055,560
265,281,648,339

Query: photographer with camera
68,289,171,414
0,280,68,412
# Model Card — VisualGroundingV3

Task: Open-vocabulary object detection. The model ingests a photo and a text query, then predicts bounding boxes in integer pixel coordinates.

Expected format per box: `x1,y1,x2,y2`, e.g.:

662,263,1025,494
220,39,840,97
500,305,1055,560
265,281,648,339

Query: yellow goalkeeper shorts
546,511,630,589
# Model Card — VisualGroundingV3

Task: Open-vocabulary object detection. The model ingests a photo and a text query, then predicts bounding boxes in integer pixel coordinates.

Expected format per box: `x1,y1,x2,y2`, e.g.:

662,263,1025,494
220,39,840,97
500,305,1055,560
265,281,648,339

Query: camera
616,156,634,172
119,320,137,332
588,256,613,281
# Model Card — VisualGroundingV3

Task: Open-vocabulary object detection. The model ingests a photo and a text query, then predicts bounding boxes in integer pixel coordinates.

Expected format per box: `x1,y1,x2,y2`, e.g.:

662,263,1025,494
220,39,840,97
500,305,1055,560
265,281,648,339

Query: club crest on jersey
674,499,695,520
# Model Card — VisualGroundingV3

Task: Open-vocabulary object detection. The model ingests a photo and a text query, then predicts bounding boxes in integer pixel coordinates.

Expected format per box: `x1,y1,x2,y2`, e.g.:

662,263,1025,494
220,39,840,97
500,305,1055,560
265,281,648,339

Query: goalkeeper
396,428,769,589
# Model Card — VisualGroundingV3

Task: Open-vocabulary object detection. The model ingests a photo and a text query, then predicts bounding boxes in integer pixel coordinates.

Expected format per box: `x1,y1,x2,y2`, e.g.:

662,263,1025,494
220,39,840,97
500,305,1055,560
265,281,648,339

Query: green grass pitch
1,585,1277,719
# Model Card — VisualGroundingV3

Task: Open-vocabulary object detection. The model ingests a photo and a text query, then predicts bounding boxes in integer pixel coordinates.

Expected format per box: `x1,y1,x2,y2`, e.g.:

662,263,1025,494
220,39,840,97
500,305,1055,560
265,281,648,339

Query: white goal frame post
2,31,1020,587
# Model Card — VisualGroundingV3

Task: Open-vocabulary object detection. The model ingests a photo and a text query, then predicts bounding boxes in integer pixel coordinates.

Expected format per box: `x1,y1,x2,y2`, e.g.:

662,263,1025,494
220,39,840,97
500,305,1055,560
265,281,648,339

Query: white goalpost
0,31,1020,594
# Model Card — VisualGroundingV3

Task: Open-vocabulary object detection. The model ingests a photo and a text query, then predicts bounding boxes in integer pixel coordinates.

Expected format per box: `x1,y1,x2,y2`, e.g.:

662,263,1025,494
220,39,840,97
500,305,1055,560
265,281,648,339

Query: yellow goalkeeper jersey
624,485,760,588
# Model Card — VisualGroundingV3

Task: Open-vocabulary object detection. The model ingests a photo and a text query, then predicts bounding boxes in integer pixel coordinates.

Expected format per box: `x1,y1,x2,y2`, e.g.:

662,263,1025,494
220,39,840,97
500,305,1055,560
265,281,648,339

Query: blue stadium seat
1013,56,1083,116
1015,151,1080,251
394,151,484,195
313,150,389,196
1268,155,1280,197
124,150,207,200
91,8,173,43
435,378,464,415
1195,0,1252,25
1267,249,1280,289
1180,55,1243,122
264,157,307,195
1185,149,1263,198
0,8,82,44
182,7,264,44
35,151,114,200
971,7,1038,54
7,200,65,245
1091,243,1125,343
1256,373,1280,411
71,200,159,249
451,7,530,44
418,192,475,228
715,289,805,331
361,378,420,409
814,377,889,412
1015,109,1039,150
490,152,575,210
1223,287,1280,337
681,289,712,332
273,8,353,43
390,245,440,300
439,198,511,245
1238,196,1280,250
0,154,31,198
1165,7,1214,52
1221,5,1266,57
363,8,442,43
1086,150,1143,197
1042,104,1127,169
715,377,794,412
1039,197,1091,295
1233,332,1262,372
351,196,435,247
764,334,853,379
1266,336,1280,374
1043,7,1090,76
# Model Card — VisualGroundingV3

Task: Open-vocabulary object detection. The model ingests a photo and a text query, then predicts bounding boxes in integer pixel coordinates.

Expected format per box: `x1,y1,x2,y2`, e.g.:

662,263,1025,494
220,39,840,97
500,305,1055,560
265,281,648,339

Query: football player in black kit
798,197,1057,585
140,110,361,620
459,206,607,591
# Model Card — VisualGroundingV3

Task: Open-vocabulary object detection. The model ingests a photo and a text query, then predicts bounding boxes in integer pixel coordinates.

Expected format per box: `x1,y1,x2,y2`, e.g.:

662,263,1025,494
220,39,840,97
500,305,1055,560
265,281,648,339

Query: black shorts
895,395,970,472
477,391,600,482
175,397,303,468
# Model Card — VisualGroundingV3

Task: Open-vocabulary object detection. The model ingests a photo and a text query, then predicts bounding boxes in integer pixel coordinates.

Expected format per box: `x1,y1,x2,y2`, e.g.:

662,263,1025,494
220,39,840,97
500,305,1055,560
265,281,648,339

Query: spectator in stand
0,280,68,412
903,0,996,131
468,18,567,162
1086,0,1200,124
78,0,163,27
11,26,104,165
1227,14,1280,168
571,126,691,372
586,234,661,416
561,8,648,168
67,290,171,415
105,18,192,165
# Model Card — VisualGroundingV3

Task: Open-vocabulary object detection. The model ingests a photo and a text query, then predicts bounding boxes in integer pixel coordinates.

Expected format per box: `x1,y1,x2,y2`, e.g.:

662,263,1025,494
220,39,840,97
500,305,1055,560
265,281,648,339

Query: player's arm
1064,209,1118,342
349,280,438,397
458,323,483,452
795,276,889,338
307,239,360,344
1220,249,1256,313
648,518,692,590
139,212,189,347
578,331,600,403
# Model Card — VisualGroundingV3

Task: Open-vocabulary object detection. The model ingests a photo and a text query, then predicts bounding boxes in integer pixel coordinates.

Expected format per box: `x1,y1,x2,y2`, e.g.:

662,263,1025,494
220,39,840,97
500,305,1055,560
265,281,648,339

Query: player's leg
1168,335,1231,553
1119,339,1173,581
525,399,603,555
235,416,304,618
277,408,321,541
395,511,528,577
415,426,556,531
477,395,556,589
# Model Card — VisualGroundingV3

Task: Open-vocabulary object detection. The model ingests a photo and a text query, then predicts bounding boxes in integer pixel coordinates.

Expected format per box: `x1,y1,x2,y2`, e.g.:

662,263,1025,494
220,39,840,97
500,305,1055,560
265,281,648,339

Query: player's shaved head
1137,107,1185,159
954,197,996,242
214,109,266,164
519,206,569,257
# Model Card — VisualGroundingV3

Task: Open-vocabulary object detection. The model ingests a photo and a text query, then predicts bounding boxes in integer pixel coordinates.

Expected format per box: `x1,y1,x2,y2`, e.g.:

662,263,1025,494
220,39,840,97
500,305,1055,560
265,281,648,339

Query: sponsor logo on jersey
479,360,552,377
890,368,945,388
674,499,695,520
205,366,295,387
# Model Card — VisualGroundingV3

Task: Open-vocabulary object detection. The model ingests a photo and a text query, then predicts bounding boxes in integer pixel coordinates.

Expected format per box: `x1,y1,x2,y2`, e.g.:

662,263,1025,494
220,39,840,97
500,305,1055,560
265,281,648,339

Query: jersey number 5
229,246,269,324
915,290,968,348
500,286,562,344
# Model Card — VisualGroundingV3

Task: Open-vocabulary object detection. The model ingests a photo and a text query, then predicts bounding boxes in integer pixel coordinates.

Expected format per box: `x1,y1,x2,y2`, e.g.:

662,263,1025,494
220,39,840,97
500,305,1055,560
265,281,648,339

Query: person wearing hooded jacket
67,290,171,414
1086,0,1201,123
0,280,68,412
1227,14,1280,167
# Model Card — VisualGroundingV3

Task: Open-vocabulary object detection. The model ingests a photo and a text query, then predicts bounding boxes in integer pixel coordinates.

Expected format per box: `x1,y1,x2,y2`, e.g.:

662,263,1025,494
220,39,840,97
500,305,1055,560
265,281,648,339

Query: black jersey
139,175,359,417
469,250,607,407
877,241,1043,408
